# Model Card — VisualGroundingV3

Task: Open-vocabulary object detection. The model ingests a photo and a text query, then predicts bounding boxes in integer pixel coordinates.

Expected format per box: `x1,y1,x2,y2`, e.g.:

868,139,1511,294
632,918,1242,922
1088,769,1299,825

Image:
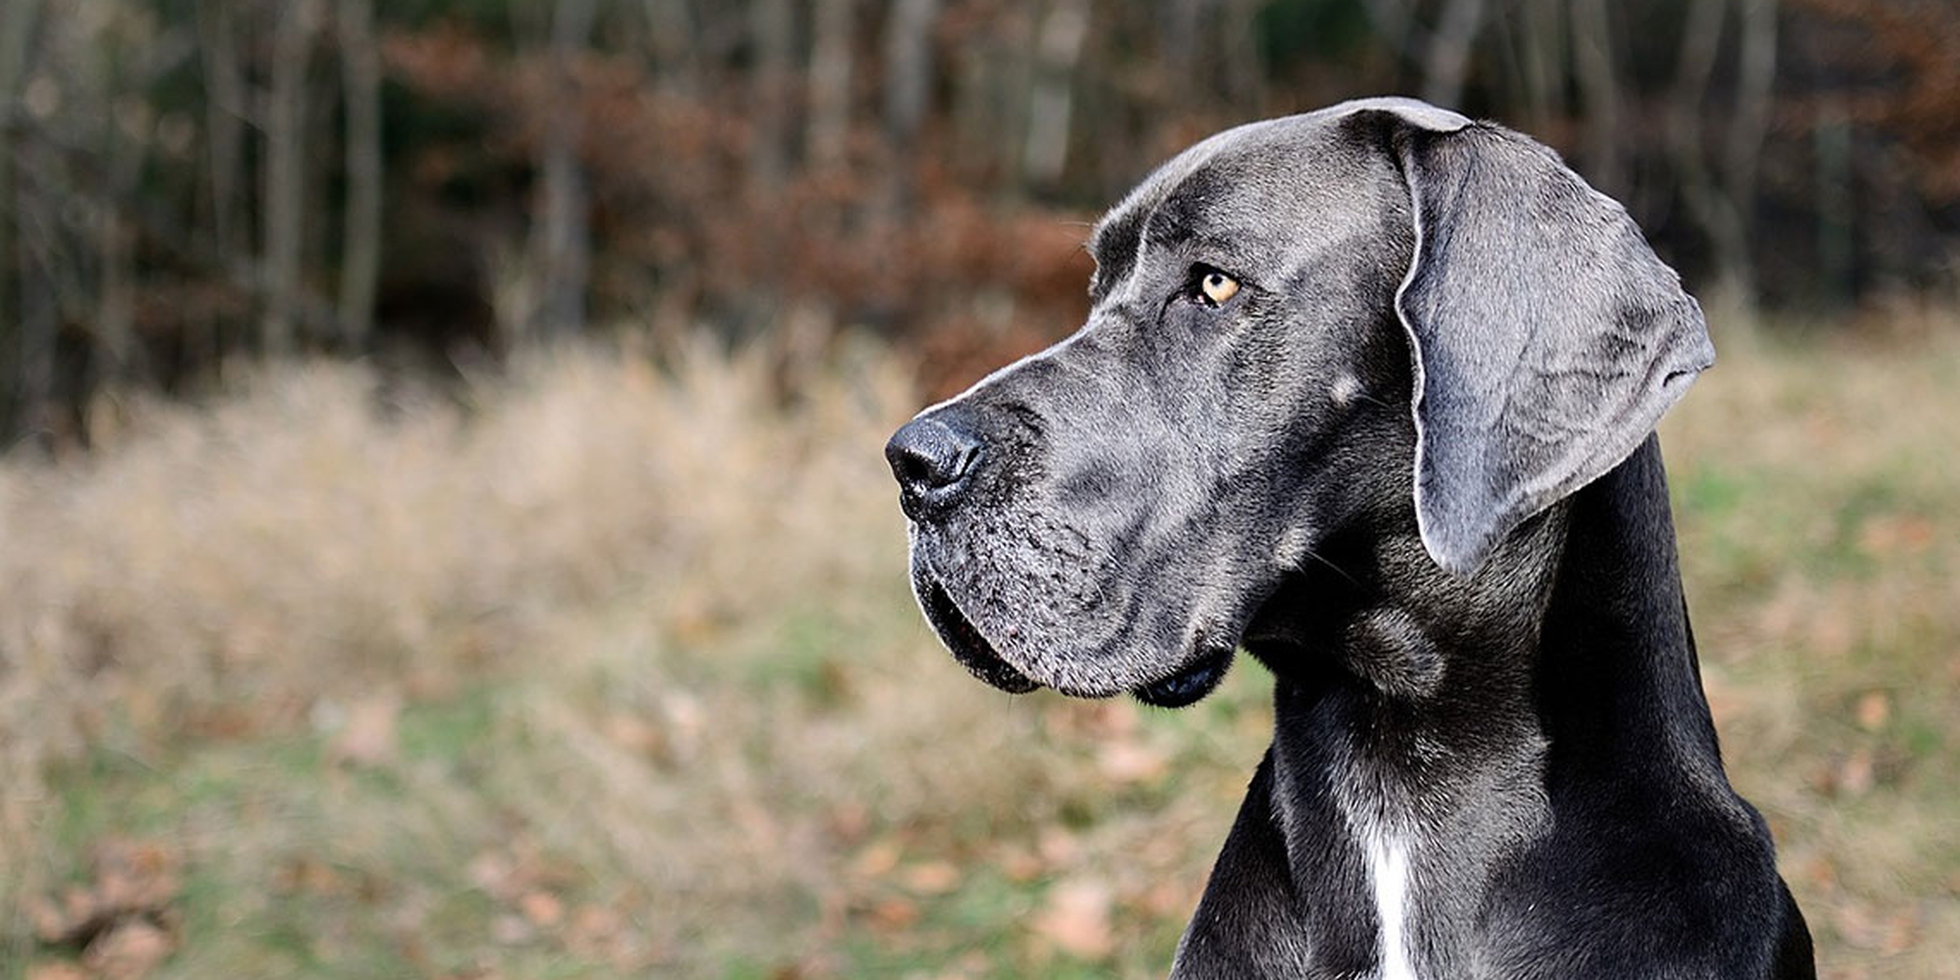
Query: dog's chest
1363,829,1417,980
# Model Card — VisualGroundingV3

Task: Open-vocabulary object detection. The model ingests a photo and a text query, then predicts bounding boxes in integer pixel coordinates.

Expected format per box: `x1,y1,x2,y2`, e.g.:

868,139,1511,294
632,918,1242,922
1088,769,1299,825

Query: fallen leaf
1036,827,1080,870
825,801,871,845
601,714,664,758
94,840,179,913
998,849,1044,884
31,839,183,948
83,920,173,980
850,840,901,879
1858,515,1935,556
1798,855,1839,895
492,913,534,946
1835,748,1876,797
329,692,401,767
1702,674,1740,730
25,963,90,980
519,890,564,928
1854,690,1890,732
1097,740,1170,784
1832,902,1917,954
866,897,919,933
565,903,622,954
468,851,517,898
1140,879,1195,917
900,861,961,896
1033,877,1114,959
272,856,344,896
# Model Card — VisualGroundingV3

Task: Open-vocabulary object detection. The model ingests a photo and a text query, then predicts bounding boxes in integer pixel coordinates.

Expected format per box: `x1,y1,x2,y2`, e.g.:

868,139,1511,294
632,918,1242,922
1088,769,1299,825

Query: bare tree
1421,0,1488,108
1814,97,1854,304
196,0,247,283
1157,0,1211,112
1360,0,1417,67
644,0,704,92
98,92,147,383
1668,0,1745,298
337,0,382,348
883,0,939,215
1024,0,1089,190
1723,0,1777,300
1668,0,1778,304
0,0,43,442
1519,0,1566,135
533,0,597,338
1568,0,1621,195
1218,0,1269,109
807,0,854,172
262,0,321,356
748,0,795,194
12,170,58,449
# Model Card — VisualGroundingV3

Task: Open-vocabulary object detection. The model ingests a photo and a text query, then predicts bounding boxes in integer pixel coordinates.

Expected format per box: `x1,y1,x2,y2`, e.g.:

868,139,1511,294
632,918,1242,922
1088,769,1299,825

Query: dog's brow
1088,206,1146,298
1143,208,1189,250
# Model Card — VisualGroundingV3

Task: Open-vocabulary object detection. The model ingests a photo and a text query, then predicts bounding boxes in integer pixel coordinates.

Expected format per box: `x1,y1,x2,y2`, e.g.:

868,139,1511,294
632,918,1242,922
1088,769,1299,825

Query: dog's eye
1195,269,1240,307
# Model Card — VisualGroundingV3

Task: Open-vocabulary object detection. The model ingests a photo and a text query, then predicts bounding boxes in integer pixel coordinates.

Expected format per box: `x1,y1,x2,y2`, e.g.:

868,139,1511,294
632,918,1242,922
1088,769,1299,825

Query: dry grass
1663,309,1960,980
0,320,1953,978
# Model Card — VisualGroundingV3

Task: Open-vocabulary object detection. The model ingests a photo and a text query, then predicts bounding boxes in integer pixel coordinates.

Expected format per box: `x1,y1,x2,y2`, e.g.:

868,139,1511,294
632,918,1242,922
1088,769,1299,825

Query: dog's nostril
885,416,984,499
894,452,931,486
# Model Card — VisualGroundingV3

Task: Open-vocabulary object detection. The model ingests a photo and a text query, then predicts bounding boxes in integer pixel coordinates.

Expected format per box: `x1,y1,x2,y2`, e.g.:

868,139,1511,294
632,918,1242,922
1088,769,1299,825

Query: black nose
885,415,983,521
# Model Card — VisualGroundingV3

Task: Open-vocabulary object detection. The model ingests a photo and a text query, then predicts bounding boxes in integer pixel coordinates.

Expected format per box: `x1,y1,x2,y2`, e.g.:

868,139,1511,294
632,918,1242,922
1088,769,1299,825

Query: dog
884,97,1814,979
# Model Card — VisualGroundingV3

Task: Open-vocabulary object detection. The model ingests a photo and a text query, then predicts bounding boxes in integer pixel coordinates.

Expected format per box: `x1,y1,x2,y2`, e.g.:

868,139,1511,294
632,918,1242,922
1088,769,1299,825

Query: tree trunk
1421,0,1487,109
748,0,795,195
1814,99,1853,306
197,0,247,288
1023,0,1089,191
1513,0,1565,135
337,0,382,350
644,0,703,93
0,0,41,444
262,0,319,357
1158,0,1208,110
1569,0,1621,196
99,100,147,382
1721,0,1777,303
12,146,56,451
807,0,853,172
1219,0,1269,110
533,0,596,339
1667,0,1750,303
882,0,939,216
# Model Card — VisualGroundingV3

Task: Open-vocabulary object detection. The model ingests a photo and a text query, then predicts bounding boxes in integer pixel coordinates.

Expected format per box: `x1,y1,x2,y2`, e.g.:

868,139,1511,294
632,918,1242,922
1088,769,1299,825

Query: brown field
1,314,1955,979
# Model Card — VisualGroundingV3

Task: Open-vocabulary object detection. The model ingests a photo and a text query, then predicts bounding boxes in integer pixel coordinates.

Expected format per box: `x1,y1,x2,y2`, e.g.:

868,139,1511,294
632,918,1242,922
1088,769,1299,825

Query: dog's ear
1353,104,1714,576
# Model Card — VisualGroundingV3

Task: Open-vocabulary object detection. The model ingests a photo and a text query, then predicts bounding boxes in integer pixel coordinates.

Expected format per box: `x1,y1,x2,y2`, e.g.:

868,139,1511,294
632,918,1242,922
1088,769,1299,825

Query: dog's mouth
917,570,1235,707
1131,644,1234,709
919,577,1041,694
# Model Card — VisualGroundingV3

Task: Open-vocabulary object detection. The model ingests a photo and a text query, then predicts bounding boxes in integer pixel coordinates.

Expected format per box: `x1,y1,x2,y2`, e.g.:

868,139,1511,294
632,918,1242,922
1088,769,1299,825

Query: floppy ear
1361,107,1714,576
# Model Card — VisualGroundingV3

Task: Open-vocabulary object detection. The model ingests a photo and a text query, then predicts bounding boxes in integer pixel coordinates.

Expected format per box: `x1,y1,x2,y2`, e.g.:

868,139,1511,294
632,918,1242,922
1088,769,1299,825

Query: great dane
884,97,1814,979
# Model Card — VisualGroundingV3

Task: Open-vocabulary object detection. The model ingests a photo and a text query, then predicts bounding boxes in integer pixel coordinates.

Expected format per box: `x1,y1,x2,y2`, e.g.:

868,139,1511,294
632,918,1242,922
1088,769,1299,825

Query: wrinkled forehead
1087,98,1465,295
1087,119,1313,281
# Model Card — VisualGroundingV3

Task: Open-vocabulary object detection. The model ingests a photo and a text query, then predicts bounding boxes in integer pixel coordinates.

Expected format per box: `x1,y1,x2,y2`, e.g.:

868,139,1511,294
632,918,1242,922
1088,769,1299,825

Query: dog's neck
1234,435,1729,974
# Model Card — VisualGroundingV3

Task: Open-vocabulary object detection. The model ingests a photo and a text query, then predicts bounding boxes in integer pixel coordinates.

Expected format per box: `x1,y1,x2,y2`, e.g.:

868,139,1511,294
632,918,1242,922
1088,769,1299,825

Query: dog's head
886,97,1711,707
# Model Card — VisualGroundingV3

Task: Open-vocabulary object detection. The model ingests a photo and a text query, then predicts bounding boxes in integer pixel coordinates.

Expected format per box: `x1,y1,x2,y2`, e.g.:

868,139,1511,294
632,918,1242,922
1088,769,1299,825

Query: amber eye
1199,270,1240,306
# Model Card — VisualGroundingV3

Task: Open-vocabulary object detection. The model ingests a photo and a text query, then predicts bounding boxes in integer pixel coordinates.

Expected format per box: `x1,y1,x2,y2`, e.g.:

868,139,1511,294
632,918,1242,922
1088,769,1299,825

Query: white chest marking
1367,832,1416,980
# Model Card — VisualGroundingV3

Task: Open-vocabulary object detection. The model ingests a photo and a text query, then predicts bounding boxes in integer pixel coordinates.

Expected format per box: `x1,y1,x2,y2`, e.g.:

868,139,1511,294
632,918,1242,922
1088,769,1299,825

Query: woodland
0,0,1956,445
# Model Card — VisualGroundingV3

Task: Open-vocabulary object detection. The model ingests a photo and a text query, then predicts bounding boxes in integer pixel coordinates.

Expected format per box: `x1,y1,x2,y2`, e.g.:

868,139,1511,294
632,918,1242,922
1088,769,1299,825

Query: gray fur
886,98,1813,979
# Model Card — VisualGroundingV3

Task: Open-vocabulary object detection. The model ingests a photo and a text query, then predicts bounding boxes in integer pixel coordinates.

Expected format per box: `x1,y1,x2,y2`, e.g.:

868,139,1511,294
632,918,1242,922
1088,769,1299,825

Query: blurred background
0,1,1954,978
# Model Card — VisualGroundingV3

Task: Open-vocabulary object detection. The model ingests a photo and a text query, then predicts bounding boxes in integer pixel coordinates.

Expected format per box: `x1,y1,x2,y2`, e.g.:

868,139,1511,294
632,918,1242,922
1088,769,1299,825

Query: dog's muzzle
910,560,1234,707
913,570,1041,694
889,411,1234,708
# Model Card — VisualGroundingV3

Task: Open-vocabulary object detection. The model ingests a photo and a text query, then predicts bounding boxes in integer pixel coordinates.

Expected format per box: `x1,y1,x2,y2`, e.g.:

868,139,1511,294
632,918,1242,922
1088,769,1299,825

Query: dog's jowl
885,97,1815,980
